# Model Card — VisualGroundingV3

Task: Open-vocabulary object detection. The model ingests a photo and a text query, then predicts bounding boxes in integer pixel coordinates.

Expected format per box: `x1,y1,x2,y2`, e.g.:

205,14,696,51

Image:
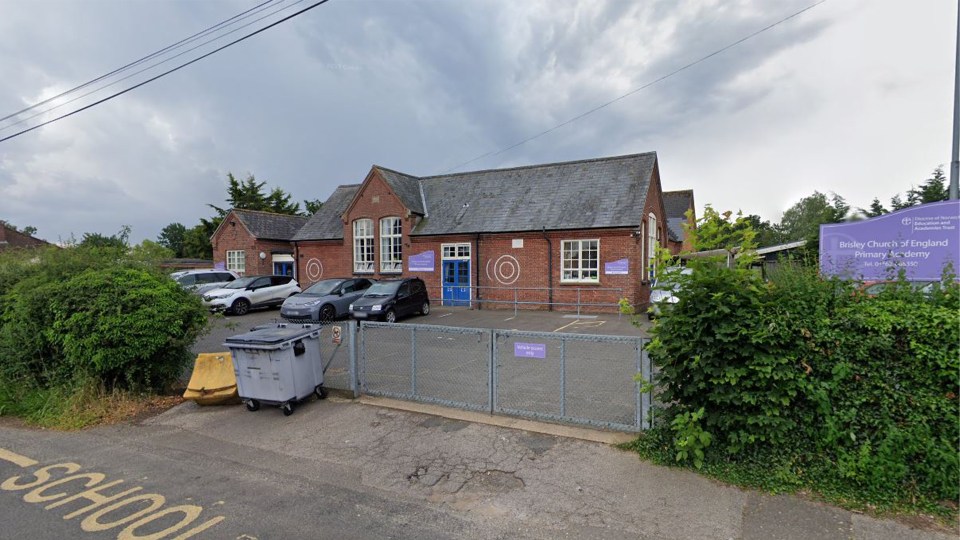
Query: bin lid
224,324,319,346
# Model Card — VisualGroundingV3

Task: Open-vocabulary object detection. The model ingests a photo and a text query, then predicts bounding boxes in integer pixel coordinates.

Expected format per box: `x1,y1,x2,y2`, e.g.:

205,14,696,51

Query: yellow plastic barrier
183,353,240,405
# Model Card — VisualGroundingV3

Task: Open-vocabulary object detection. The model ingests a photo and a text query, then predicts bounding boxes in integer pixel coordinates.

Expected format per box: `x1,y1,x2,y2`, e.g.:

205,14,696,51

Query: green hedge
643,262,959,505
0,246,207,392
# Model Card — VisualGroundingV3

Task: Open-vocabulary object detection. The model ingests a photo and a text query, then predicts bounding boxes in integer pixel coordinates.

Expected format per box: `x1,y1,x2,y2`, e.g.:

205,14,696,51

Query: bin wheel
282,402,294,416
245,400,260,412
315,385,329,400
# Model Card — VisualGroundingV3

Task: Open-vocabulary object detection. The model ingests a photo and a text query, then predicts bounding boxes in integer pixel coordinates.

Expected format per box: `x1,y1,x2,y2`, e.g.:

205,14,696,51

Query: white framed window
353,219,374,273
561,239,599,283
647,213,658,279
226,250,246,275
442,243,471,260
379,217,402,273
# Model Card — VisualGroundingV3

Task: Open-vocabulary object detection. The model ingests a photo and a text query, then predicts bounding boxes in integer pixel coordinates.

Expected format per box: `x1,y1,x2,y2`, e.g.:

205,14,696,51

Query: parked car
280,278,374,321
349,277,430,323
858,280,938,297
648,266,693,320
202,275,301,315
170,269,239,295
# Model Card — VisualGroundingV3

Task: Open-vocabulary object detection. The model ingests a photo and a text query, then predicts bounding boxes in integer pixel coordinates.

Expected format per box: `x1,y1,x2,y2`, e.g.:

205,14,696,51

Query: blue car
280,278,374,321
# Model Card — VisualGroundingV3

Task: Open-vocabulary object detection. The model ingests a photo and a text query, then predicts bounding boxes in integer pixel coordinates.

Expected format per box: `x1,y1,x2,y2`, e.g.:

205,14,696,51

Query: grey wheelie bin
224,323,328,416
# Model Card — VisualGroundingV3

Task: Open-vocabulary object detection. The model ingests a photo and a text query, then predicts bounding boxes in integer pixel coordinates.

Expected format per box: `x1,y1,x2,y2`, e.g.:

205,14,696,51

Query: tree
861,198,888,218
79,225,131,249
303,198,323,215
888,166,949,211
778,191,848,243
181,221,219,260
209,173,302,217
683,206,758,268
741,214,782,247
157,223,187,258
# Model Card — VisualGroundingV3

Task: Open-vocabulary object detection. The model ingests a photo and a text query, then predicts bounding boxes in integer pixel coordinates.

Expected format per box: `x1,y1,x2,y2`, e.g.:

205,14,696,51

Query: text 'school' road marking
0,447,224,539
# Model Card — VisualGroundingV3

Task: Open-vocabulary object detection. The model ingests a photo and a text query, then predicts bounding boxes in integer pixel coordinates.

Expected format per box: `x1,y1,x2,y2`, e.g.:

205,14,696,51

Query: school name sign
820,200,959,281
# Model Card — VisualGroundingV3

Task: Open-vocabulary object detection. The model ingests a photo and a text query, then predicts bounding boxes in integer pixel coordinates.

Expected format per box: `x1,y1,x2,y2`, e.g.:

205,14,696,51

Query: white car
648,266,693,319
202,275,301,315
170,269,239,295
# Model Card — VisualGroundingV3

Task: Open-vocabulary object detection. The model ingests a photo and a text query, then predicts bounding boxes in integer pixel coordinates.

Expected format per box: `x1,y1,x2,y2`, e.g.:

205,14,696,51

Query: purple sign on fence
514,342,546,359
604,258,629,275
820,200,959,281
408,250,435,272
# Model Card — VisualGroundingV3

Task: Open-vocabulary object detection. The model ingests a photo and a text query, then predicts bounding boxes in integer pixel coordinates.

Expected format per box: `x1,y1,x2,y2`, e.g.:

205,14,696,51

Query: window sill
560,281,601,286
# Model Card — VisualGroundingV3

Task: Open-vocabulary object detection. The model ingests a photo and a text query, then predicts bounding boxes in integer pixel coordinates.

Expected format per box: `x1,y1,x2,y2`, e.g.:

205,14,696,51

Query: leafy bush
641,261,959,508
0,246,207,394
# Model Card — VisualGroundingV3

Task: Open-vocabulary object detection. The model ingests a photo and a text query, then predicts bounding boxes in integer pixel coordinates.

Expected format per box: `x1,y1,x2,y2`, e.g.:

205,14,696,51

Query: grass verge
618,431,959,532
0,380,182,430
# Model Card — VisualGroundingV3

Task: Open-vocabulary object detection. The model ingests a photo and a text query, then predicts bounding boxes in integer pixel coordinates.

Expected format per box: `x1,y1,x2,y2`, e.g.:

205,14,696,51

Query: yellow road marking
0,448,38,468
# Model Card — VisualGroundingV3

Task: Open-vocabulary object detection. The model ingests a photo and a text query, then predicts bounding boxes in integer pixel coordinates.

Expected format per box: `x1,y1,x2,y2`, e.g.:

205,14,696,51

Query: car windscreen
304,279,343,296
224,277,257,289
363,281,401,297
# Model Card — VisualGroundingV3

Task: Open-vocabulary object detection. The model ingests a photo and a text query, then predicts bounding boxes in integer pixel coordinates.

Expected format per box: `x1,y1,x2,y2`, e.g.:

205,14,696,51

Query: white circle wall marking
306,258,323,281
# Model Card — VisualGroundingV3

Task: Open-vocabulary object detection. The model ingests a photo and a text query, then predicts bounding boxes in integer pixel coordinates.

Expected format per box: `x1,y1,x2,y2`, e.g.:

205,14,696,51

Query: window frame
226,250,246,275
379,216,403,273
353,219,375,274
647,213,658,280
560,239,600,284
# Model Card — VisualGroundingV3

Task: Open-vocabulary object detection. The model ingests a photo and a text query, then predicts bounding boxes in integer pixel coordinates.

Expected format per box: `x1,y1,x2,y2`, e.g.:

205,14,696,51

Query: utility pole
951,0,960,200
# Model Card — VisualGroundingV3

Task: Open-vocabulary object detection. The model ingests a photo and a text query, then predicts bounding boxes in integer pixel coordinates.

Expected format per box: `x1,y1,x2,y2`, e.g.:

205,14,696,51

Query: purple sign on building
820,200,959,281
514,342,546,359
604,258,629,275
408,250,435,272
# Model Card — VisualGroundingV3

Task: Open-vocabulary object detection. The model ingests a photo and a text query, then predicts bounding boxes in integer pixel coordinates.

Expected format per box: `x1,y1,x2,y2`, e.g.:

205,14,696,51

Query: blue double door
442,260,470,307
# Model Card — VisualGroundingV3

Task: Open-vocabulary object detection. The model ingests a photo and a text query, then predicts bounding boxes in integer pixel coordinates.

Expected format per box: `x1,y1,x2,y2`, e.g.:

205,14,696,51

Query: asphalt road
2,399,953,540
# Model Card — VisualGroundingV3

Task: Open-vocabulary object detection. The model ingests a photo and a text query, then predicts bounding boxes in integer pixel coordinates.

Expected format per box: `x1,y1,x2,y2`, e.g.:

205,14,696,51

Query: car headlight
348,304,354,311
371,305,382,312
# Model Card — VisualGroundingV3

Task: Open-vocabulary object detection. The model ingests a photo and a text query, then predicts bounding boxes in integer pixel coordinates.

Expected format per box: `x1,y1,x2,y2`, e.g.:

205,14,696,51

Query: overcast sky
0,0,956,244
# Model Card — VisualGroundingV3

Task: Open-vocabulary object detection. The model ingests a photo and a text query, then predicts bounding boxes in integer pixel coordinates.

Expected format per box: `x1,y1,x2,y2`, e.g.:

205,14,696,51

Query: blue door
442,260,470,306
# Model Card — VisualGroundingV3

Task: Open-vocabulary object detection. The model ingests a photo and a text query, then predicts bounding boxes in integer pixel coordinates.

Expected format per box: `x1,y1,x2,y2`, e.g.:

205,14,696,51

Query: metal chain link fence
358,321,651,431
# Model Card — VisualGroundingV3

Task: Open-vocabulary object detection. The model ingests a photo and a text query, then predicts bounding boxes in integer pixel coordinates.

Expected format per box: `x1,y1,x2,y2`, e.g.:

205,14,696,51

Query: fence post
491,330,499,414
358,321,366,394
640,339,652,429
559,337,566,418
513,287,518,318
577,288,581,317
488,329,495,414
348,320,359,398
411,326,417,398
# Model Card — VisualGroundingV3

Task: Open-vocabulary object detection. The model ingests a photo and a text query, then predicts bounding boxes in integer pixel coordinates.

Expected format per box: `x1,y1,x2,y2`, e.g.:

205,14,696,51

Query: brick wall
0,226,49,251
211,213,295,276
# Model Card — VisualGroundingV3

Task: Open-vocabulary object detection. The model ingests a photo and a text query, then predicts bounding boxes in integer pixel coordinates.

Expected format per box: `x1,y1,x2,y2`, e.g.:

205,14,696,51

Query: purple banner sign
604,258,629,275
514,342,546,359
214,262,226,270
820,200,959,280
408,250,435,272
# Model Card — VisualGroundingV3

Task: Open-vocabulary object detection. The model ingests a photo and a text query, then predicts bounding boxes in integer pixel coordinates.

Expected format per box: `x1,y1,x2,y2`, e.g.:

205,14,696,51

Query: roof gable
412,152,657,235
375,167,425,215
292,185,360,241
231,209,308,241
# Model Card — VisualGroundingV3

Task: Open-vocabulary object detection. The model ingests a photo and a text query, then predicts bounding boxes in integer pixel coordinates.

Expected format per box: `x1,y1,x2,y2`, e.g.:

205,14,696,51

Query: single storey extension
212,152,695,311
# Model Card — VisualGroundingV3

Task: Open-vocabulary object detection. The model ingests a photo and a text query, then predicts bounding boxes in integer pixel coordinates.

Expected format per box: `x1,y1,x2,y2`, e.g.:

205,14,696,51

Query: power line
440,0,827,174
0,0,280,125
0,0,332,144
0,0,305,133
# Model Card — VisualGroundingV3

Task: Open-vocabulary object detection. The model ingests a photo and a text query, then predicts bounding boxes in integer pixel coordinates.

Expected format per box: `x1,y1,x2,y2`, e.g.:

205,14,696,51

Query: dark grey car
280,278,373,321
349,277,430,323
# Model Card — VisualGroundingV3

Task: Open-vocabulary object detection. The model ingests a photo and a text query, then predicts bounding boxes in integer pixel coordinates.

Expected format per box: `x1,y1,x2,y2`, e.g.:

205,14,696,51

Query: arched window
353,219,374,273
647,213,657,279
380,217,402,273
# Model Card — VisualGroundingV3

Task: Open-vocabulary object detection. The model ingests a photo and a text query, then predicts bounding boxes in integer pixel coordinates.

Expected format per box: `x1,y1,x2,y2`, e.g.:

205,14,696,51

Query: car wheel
232,298,251,316
384,309,396,323
319,304,336,321
420,301,430,315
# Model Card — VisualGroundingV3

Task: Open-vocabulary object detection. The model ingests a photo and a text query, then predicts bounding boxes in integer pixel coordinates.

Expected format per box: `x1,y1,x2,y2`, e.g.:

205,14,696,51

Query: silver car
648,266,693,319
170,269,239,295
281,278,374,321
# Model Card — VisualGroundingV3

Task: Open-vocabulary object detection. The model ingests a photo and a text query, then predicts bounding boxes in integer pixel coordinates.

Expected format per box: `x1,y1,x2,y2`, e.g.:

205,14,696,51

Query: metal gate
357,321,651,431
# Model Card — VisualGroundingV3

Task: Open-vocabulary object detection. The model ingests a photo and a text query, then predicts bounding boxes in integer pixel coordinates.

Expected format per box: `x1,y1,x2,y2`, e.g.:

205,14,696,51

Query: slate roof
412,152,657,235
375,167,425,215
662,190,694,242
292,185,360,241
232,209,309,241
292,152,660,241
